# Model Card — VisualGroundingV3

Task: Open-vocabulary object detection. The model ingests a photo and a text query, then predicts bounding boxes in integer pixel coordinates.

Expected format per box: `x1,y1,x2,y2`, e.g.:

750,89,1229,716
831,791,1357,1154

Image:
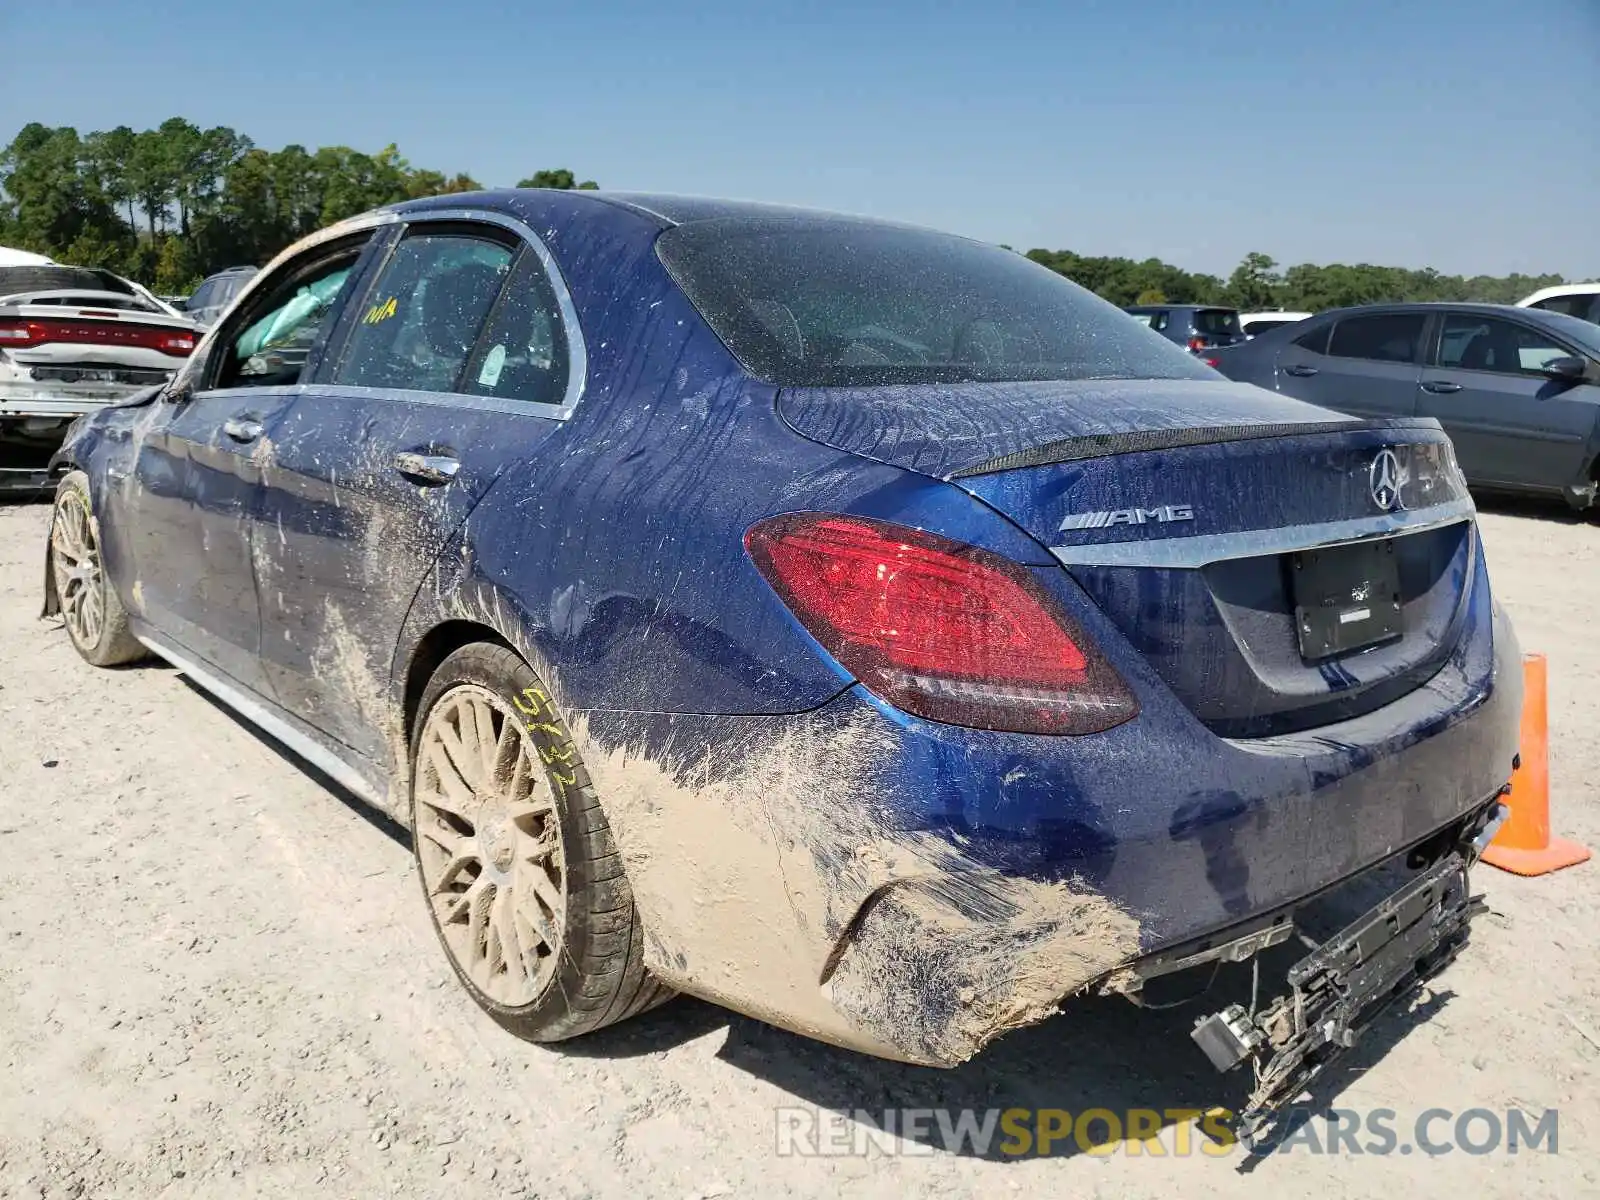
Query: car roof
390,189,1002,253
594,192,889,225
1125,303,1236,312
1317,301,1549,318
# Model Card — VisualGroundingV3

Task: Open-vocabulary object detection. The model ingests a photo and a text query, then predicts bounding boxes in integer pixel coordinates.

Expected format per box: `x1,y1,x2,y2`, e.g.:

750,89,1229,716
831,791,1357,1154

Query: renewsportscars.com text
773,1105,1560,1158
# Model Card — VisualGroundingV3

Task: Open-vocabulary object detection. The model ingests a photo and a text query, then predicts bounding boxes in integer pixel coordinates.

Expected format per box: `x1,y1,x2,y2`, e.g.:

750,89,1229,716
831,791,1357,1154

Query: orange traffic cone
1481,653,1590,877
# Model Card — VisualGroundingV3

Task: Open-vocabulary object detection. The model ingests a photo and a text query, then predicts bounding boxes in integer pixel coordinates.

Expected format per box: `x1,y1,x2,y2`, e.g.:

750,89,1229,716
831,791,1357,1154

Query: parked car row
1119,285,1600,512
1208,303,1600,511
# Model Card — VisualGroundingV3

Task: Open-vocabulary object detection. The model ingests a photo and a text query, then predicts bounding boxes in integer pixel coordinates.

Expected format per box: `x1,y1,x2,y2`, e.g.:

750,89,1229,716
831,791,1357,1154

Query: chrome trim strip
1049,499,1476,568
135,632,387,808
395,207,589,420
287,383,565,421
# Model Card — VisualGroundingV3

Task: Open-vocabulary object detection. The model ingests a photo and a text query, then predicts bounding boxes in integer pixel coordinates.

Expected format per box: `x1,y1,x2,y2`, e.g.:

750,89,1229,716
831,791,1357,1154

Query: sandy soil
1,495,1596,1198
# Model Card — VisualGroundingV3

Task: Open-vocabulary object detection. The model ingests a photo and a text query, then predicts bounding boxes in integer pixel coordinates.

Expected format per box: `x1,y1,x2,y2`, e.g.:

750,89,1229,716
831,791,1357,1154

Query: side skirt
133,625,393,814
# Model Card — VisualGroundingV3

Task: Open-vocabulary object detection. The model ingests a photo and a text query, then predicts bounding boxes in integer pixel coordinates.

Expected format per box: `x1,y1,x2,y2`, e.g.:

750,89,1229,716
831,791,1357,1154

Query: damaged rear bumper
570,549,1518,1068
1190,799,1505,1142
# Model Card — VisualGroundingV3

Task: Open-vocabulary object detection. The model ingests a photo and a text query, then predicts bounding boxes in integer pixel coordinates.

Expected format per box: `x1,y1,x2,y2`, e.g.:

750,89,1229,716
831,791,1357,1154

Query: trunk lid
0,293,198,377
779,380,1477,737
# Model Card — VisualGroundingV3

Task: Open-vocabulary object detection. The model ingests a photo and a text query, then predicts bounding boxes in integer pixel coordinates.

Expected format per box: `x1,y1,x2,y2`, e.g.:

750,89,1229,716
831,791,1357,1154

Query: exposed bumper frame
1188,796,1507,1144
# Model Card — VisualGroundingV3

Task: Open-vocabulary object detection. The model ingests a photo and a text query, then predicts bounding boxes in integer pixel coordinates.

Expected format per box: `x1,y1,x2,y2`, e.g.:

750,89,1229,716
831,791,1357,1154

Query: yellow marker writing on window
362,296,398,325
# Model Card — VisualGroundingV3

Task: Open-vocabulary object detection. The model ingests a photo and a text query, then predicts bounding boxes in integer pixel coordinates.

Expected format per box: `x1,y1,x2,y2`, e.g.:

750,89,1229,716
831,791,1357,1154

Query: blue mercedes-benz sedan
41,190,1521,1135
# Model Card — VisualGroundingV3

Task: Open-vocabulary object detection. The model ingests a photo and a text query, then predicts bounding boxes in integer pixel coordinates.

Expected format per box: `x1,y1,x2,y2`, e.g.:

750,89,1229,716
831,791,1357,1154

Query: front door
124,229,381,691
253,218,578,765
1416,312,1596,489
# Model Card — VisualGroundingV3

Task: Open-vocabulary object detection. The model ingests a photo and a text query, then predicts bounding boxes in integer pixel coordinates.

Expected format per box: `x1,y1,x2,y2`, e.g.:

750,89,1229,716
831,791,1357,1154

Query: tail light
1202,357,1221,368
744,513,1139,735
0,319,195,357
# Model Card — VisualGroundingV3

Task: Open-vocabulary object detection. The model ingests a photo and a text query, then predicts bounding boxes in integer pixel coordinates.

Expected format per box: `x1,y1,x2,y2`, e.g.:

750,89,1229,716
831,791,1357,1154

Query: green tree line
1,119,1583,309
0,119,599,293
1023,247,1572,312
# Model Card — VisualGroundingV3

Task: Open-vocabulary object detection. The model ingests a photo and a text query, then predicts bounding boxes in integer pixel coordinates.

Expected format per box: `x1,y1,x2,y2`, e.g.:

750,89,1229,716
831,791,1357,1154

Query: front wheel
49,470,144,667
410,643,671,1040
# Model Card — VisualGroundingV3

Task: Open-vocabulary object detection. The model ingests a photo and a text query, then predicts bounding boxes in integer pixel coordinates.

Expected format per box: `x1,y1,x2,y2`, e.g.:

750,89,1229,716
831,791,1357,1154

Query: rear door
252,213,581,764
122,226,384,692
1415,311,1596,489
1274,311,1426,419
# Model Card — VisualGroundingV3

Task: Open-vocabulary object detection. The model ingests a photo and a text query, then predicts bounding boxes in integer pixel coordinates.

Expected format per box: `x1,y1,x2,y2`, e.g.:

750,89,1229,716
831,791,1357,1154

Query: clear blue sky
5,0,1597,279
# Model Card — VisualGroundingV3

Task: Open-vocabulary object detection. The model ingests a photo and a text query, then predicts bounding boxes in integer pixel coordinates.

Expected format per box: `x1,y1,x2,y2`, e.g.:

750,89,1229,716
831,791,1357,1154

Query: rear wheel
50,471,144,667
410,643,670,1040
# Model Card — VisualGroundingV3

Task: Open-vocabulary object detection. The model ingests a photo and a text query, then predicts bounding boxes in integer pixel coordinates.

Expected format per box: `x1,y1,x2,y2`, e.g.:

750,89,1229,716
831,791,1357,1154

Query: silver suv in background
1125,303,1245,355
180,265,259,328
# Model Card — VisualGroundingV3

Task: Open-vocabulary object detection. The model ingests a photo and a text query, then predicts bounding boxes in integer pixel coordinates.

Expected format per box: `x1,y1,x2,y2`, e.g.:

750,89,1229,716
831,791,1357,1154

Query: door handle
222,417,264,443
393,451,461,486
1284,364,1319,377
1420,380,1463,394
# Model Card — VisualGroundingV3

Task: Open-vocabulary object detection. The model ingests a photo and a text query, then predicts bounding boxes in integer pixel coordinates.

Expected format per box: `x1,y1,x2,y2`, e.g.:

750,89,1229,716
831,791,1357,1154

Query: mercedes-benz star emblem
1369,448,1404,512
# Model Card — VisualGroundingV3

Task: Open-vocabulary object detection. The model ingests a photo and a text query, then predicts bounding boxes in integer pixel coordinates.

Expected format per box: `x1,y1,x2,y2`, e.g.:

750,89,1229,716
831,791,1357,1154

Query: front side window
332,232,513,393
1437,315,1570,376
656,217,1211,386
215,252,363,389
1326,313,1425,364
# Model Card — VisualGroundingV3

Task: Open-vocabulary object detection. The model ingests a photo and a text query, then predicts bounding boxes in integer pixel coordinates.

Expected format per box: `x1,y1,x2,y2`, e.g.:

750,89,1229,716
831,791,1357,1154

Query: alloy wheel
415,684,566,1006
51,490,105,650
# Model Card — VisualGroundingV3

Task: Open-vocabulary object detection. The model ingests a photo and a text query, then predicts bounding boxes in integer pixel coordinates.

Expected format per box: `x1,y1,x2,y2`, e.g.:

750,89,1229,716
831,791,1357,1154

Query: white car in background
1238,310,1313,338
1517,283,1600,325
0,246,56,268
1,258,200,492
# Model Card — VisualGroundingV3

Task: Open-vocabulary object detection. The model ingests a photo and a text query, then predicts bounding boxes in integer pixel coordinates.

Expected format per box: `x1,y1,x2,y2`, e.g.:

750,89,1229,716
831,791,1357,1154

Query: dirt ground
1,494,1596,1199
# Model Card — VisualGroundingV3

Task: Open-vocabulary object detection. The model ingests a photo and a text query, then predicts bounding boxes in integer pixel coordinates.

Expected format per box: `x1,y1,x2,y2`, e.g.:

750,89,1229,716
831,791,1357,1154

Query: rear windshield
1241,316,1298,336
656,217,1212,387
0,266,140,300
1193,308,1242,335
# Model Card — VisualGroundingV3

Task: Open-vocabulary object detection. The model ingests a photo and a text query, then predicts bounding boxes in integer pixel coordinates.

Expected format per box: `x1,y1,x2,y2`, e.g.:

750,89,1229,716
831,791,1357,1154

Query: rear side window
1193,309,1241,335
460,252,571,407
1327,313,1425,364
656,217,1211,386
333,232,513,393
1293,322,1332,355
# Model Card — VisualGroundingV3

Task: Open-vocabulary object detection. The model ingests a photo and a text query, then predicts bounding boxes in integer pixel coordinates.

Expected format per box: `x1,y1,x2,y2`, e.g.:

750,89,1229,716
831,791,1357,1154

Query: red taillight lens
155,331,196,355
1203,357,1220,368
744,513,1139,735
0,319,194,356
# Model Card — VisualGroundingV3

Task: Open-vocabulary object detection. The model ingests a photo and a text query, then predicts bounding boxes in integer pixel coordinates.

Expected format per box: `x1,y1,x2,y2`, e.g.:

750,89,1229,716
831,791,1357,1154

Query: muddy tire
410,643,672,1041
49,470,145,668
